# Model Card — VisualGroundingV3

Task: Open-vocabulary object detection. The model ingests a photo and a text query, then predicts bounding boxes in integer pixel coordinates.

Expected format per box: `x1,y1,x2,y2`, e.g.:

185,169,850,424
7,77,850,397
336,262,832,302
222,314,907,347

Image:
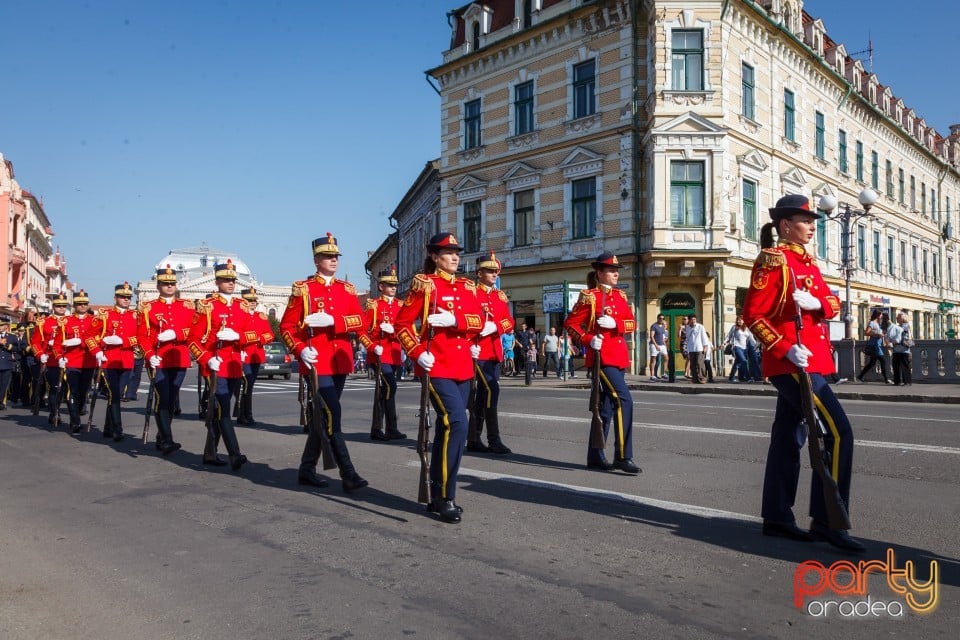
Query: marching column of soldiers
0,219,866,548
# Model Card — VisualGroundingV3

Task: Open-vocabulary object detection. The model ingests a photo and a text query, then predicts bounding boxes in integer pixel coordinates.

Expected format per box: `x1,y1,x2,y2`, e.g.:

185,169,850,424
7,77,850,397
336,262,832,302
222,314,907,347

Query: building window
522,0,534,29
873,230,881,271
815,217,828,259
741,63,755,120
898,168,905,204
514,80,534,135
923,248,929,283
931,188,938,222
513,189,535,246
472,22,480,51
571,178,596,239
838,129,847,172
857,226,866,270
900,241,908,279
784,89,795,141
922,182,927,214
871,151,879,190
910,176,916,209
742,179,757,240
949,256,955,289
912,245,919,280
671,161,705,226
464,99,482,149
815,111,825,159
885,160,893,198
463,201,481,253
672,30,703,91
855,141,864,182
933,251,939,283
572,60,596,119
887,236,895,276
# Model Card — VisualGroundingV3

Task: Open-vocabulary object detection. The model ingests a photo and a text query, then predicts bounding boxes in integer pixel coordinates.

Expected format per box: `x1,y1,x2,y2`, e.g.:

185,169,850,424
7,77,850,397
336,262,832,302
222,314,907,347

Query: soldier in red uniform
743,194,864,552
564,252,640,475
360,265,406,442
85,283,139,441
279,233,368,492
53,289,95,433
70,290,99,419
137,265,196,455
396,232,484,523
237,287,274,426
188,261,255,471
32,294,71,426
466,251,514,455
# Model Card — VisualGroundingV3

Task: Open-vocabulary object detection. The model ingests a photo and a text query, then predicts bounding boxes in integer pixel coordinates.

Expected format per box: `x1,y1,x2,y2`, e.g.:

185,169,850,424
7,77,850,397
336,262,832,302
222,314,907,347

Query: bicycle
500,357,515,377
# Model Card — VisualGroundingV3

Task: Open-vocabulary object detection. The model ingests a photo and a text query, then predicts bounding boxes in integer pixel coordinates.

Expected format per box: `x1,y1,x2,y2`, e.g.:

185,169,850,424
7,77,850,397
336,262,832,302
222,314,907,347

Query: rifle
52,367,66,429
305,326,336,470
197,367,204,418
588,288,607,449
85,366,102,432
142,365,156,444
205,319,225,439
416,292,437,504
31,366,44,416
298,373,308,433
791,270,851,531
371,356,383,433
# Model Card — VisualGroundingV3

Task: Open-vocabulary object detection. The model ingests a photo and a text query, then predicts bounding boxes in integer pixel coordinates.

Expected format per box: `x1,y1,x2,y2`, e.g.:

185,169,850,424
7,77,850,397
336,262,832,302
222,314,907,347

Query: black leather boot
384,397,406,439
484,407,511,454
218,411,245,471
329,433,368,492
466,411,489,452
202,424,226,466
156,409,182,456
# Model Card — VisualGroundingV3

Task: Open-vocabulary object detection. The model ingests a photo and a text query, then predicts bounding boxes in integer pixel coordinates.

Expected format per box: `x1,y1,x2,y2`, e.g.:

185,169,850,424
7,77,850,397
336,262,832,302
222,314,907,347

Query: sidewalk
496,370,959,404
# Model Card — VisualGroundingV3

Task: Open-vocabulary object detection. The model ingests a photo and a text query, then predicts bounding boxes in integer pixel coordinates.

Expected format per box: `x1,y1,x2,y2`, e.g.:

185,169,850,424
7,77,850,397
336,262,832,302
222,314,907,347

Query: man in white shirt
684,314,708,384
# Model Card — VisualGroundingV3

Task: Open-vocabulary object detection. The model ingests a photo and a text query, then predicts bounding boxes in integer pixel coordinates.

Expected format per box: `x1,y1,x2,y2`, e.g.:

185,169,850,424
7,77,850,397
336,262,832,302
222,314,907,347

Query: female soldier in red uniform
743,194,864,552
564,252,639,475
396,232,484,523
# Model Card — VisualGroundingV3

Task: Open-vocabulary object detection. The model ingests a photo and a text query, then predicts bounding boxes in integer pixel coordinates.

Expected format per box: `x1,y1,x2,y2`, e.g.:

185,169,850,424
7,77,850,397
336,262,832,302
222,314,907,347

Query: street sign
542,283,586,313
938,301,955,312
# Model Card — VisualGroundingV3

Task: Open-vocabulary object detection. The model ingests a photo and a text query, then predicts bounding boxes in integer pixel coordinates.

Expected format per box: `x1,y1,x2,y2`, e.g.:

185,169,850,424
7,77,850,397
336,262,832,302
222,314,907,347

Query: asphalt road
1,372,957,639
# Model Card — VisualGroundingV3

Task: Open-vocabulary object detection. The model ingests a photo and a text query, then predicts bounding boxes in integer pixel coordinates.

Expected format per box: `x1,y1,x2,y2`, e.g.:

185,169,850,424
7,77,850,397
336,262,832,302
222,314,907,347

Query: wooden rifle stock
52,367,66,429
791,271,851,530
32,365,44,416
85,366,102,432
588,288,607,449
298,373,308,431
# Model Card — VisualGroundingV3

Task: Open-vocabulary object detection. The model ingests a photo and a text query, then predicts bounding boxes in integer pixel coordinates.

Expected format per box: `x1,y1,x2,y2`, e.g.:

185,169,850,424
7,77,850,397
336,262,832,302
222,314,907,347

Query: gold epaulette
755,247,785,269
195,298,212,313
576,290,595,305
137,300,151,314
291,280,308,297
496,290,509,303
342,281,357,296
257,311,268,320
461,279,477,292
410,274,433,294
240,299,253,313
179,299,194,310
365,298,377,311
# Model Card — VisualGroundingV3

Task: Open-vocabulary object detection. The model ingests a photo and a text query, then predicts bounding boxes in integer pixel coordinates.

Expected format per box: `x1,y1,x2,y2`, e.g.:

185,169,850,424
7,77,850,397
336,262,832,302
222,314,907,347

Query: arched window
472,22,480,51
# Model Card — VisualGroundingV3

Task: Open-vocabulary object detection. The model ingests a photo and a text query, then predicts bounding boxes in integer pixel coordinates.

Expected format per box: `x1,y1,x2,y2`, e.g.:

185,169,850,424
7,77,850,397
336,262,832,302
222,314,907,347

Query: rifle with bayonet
298,373,308,434
588,288,607,449
791,270,851,531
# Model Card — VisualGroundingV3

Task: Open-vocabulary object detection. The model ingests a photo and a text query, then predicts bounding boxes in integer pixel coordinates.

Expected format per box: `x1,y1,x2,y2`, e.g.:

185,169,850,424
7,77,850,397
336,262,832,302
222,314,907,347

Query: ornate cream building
425,0,959,372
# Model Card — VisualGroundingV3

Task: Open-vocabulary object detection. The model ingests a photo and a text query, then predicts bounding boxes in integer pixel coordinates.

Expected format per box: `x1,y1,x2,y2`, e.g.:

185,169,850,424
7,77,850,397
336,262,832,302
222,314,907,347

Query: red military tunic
395,270,484,381
243,310,275,365
359,296,403,367
85,308,139,370
187,295,257,379
58,315,91,368
279,275,365,376
137,297,197,369
475,283,514,362
74,313,99,368
564,285,637,369
742,241,841,377
32,315,68,369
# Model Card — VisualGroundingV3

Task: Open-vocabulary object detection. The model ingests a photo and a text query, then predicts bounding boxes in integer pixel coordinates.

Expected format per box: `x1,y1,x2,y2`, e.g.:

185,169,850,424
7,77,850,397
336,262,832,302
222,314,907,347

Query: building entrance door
660,292,697,381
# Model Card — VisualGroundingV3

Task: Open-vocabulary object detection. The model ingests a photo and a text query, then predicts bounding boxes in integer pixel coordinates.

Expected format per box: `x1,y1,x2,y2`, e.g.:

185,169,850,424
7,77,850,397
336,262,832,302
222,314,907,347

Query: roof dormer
804,18,825,56
880,85,892,114
462,3,494,53
846,58,863,92
864,73,878,104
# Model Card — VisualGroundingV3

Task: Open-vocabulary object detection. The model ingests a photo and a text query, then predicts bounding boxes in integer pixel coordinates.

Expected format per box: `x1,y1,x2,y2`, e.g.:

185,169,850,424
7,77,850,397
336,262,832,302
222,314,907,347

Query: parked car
258,341,294,380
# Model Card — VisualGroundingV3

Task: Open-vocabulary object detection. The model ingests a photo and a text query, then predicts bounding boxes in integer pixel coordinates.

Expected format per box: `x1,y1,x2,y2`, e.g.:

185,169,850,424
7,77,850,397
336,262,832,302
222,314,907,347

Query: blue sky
2,1,956,303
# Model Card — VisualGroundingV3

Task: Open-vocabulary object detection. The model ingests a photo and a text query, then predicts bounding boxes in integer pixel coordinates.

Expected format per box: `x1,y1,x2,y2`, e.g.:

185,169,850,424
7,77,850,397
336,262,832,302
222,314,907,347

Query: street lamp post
817,188,880,378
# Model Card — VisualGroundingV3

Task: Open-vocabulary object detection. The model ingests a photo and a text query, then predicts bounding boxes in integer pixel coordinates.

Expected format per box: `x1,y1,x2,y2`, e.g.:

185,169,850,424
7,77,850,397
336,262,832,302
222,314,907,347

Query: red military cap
427,232,464,253
591,251,624,270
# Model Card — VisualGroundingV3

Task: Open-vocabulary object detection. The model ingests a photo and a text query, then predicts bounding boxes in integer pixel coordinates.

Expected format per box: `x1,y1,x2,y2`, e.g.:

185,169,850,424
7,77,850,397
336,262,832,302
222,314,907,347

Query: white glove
786,344,813,368
792,289,822,311
379,322,394,334
480,320,497,337
373,345,384,356
58,357,68,369
157,329,177,342
102,335,123,346
303,312,334,328
40,354,49,364
299,346,318,365
590,335,604,351
216,327,240,342
48,339,54,346
208,356,222,372
417,351,435,371
62,337,82,347
149,355,162,368
240,350,248,362
427,309,456,328
95,352,108,365
596,315,616,329
470,344,481,359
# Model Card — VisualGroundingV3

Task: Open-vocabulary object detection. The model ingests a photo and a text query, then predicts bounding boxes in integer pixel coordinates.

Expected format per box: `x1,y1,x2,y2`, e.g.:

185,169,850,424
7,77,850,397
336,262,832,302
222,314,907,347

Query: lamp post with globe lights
816,188,881,377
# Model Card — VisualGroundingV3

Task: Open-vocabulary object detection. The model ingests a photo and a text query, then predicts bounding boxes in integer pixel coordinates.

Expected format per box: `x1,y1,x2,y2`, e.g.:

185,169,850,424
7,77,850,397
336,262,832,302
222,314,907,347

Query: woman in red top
395,232,484,523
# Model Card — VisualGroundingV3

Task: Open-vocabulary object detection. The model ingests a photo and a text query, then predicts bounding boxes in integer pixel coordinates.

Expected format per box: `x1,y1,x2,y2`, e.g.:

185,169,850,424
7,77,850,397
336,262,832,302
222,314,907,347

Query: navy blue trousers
301,374,346,470
763,373,854,526
65,368,95,427
587,365,633,464
103,368,132,430
428,378,470,501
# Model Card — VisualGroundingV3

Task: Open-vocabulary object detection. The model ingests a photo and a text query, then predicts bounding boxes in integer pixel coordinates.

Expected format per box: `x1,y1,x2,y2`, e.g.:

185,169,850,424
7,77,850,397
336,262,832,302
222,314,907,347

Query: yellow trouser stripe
476,363,492,409
812,394,842,480
598,368,625,458
428,382,452,499
379,369,391,400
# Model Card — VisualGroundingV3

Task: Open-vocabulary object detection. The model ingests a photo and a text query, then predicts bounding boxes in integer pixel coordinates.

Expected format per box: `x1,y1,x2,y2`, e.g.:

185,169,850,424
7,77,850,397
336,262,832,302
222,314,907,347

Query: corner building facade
428,0,959,372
